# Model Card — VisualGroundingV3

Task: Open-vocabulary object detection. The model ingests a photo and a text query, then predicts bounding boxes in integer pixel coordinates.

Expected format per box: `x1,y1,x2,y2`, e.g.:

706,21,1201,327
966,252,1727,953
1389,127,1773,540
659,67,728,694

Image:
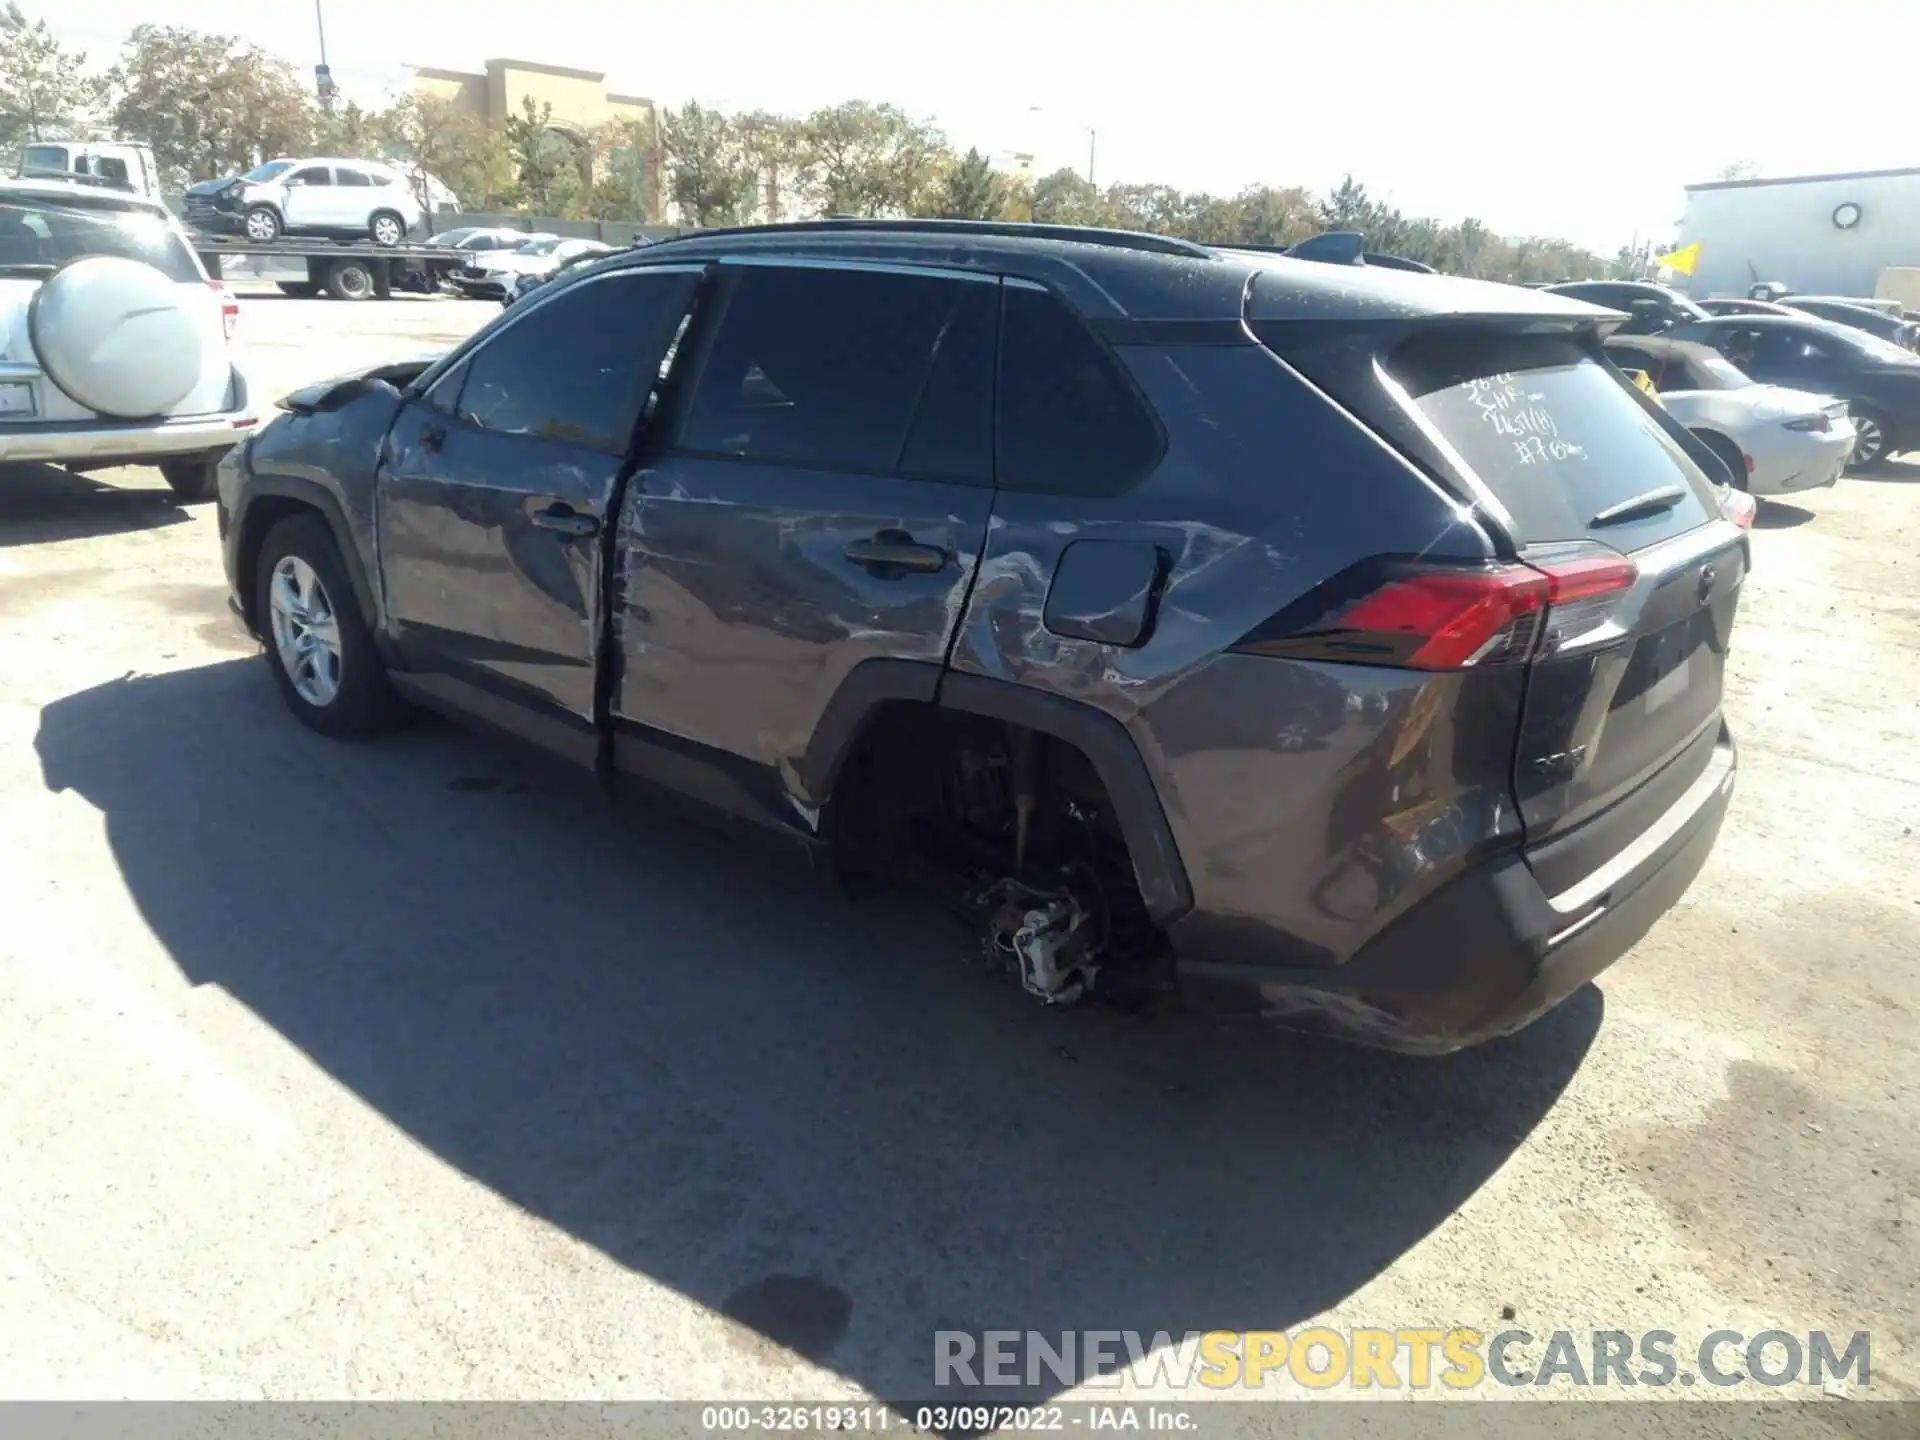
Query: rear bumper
1749,429,1853,496
1,412,256,466
1177,733,1736,1054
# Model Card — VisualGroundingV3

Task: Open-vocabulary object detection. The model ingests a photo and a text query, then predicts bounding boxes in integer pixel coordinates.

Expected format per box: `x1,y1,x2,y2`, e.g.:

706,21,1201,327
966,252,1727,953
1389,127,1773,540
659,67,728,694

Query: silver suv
185,157,426,246
0,179,254,499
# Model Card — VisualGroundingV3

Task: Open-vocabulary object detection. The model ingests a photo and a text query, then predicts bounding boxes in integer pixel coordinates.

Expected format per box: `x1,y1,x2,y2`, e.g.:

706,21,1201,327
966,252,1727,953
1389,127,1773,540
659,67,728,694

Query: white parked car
183,157,425,246
0,180,253,500
1605,336,1855,497
447,236,610,299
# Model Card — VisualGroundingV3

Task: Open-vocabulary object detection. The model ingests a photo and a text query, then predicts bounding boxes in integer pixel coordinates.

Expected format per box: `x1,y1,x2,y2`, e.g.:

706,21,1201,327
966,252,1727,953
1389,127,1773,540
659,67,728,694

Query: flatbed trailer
187,234,470,301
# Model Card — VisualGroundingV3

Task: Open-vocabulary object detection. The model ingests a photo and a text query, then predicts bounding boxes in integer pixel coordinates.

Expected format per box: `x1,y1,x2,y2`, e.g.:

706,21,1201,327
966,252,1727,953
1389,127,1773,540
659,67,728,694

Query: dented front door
376,265,702,727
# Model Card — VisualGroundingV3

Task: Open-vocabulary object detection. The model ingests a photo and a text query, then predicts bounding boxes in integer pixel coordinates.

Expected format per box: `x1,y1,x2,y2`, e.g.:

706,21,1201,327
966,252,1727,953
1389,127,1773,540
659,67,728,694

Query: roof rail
643,217,1215,259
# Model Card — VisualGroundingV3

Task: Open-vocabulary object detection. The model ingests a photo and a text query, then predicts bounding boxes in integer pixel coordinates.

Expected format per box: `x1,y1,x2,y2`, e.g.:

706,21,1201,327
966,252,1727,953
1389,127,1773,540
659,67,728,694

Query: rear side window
674,264,995,483
1393,332,1715,546
335,167,373,187
997,284,1162,496
456,268,701,453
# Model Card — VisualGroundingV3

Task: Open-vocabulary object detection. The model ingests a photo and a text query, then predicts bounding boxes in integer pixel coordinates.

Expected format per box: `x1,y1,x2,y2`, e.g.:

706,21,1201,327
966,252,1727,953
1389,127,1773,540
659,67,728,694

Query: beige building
409,58,663,219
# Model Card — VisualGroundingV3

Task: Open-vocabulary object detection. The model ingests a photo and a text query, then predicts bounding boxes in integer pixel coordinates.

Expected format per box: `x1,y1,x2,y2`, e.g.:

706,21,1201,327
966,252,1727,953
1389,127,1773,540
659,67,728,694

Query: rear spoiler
1240,231,1438,274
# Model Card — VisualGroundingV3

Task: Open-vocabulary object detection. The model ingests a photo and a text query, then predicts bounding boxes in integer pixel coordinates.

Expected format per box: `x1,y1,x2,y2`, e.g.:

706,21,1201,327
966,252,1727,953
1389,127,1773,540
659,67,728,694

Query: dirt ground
1,292,1915,1417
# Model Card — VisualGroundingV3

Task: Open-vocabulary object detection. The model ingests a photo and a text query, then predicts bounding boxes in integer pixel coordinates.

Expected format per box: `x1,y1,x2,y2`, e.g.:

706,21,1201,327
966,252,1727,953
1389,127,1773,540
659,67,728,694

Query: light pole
313,0,337,114
1028,106,1096,185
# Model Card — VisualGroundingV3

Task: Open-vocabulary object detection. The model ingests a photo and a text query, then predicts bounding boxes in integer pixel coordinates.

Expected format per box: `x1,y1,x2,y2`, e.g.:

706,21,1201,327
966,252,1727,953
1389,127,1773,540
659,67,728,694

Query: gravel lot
2,292,1915,1416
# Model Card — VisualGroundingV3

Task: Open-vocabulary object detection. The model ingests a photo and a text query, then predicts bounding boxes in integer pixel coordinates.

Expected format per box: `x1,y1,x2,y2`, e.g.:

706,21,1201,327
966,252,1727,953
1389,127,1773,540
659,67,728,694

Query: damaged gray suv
216,220,1743,1052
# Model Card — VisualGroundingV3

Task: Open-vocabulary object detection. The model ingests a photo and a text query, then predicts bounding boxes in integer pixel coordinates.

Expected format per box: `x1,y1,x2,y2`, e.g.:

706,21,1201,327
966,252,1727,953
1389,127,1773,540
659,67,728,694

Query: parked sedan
446,236,607,300
1603,336,1853,495
1698,297,1796,318
1544,280,1711,334
1667,315,1920,467
1778,297,1920,351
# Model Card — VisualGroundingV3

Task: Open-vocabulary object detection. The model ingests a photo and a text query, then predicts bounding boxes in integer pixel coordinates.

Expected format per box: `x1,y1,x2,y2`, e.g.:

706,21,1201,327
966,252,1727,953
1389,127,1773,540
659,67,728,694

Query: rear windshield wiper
1590,484,1688,527
0,263,56,278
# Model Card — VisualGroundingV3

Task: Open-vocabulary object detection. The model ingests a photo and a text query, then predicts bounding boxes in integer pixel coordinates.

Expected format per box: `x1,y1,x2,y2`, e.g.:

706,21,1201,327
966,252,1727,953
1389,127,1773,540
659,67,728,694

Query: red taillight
1233,548,1638,671
1718,487,1757,529
1334,566,1548,668
208,279,239,339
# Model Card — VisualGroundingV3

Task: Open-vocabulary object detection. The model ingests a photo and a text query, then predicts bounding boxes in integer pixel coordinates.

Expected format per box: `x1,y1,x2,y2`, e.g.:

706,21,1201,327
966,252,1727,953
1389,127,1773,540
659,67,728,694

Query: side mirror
277,375,399,415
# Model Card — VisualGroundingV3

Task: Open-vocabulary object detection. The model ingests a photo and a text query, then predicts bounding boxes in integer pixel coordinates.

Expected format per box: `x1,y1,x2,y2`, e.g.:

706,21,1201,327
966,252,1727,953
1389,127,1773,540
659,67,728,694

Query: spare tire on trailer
28,256,203,418
324,258,376,301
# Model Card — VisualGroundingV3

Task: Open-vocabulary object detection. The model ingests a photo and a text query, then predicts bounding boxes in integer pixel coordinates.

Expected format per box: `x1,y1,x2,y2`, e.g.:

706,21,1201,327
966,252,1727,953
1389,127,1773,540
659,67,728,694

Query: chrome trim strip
1546,742,1735,916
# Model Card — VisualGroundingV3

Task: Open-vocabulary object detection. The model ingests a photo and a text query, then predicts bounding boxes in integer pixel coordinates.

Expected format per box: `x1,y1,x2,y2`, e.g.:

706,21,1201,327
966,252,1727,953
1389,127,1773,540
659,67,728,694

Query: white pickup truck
1,177,255,499
17,141,164,203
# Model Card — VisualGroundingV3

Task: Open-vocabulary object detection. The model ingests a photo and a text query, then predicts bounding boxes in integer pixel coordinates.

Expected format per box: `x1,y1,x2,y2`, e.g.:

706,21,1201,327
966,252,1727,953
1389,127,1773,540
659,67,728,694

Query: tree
661,102,756,227
107,26,313,182
1319,174,1372,230
931,147,1003,220
802,101,947,217
377,92,513,214
308,100,380,162
1029,167,1106,227
734,110,810,222
584,116,659,222
1,3,106,146
1234,185,1316,246
1454,216,1488,278
503,94,586,215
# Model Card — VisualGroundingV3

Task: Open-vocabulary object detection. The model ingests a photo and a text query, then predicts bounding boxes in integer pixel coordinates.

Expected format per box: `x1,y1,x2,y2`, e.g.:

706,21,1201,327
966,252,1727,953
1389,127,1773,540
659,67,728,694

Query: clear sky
51,0,1920,253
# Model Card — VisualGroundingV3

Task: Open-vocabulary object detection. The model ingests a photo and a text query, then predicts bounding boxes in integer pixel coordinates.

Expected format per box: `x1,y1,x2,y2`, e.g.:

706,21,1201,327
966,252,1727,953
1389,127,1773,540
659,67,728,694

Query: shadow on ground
1846,456,1920,483
34,659,1600,1402
1753,500,1815,530
0,462,195,547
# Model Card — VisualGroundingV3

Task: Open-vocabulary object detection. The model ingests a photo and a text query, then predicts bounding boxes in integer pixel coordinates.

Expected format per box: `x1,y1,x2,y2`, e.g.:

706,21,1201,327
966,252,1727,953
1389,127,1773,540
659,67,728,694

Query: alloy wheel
245,210,279,242
372,214,403,245
1852,415,1885,467
268,555,343,707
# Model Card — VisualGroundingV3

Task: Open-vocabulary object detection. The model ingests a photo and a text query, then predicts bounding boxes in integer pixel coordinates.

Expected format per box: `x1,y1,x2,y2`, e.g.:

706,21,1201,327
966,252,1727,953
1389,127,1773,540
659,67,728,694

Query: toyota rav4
215,220,1744,1053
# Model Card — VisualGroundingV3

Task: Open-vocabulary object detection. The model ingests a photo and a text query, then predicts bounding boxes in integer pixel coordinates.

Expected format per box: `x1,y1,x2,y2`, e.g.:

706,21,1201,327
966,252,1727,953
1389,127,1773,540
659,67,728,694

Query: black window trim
418,262,710,455
654,255,1003,488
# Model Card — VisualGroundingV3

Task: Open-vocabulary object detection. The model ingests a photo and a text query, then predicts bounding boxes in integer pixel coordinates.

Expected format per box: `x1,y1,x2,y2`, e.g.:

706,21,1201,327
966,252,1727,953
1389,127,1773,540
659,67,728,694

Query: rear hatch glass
1392,331,1717,548
0,196,200,283
1387,329,1741,858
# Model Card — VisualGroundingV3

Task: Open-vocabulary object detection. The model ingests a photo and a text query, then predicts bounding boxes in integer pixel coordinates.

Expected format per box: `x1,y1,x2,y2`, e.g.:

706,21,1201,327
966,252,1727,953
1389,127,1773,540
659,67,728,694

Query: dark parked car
1667,314,1920,466
1697,297,1796,318
1778,296,1920,351
215,219,1744,1054
1544,280,1711,334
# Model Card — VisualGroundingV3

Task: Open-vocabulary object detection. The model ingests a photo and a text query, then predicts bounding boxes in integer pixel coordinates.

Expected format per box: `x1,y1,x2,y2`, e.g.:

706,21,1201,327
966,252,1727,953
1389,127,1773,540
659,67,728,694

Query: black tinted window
335,167,373,187
1394,332,1715,547
457,268,701,453
290,167,332,186
0,199,199,283
676,265,993,481
997,284,1162,496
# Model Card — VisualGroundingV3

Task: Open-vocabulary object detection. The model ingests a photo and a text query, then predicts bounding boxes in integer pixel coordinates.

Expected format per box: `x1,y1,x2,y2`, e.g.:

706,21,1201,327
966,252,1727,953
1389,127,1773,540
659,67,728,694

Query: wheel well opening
828,699,1170,1004
235,497,323,631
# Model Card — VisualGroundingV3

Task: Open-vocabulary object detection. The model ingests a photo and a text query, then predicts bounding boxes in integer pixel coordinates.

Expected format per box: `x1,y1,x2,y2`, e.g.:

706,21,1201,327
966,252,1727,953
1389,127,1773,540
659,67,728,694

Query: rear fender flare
798,659,1193,927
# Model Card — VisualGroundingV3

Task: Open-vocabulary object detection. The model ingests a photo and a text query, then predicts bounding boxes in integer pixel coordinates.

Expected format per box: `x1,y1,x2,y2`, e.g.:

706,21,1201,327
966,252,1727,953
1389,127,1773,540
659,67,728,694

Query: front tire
255,514,406,738
243,205,283,243
1849,407,1895,470
160,454,220,502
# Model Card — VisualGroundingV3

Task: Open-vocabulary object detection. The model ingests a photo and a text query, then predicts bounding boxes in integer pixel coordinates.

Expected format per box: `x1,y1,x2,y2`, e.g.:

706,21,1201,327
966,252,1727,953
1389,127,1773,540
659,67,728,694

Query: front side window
289,166,332,187
673,263,995,483
455,268,701,453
